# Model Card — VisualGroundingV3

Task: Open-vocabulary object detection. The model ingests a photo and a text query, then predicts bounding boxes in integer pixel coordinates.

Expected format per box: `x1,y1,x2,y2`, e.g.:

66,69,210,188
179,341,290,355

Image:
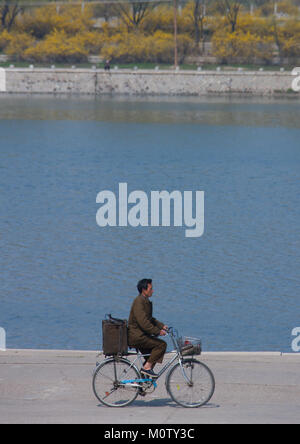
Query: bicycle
92,327,215,408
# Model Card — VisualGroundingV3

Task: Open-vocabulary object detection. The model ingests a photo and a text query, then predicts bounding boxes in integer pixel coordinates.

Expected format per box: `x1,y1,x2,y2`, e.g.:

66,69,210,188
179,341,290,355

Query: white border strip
0,68,6,92
0,328,6,351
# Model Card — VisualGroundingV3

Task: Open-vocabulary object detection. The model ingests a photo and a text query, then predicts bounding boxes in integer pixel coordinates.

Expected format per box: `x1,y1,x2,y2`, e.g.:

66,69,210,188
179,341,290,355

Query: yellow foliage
73,31,104,53
24,30,89,63
0,30,11,51
101,30,192,64
212,30,274,64
276,18,300,57
0,31,34,61
282,35,300,56
142,6,174,34
237,14,271,38
18,5,94,39
142,4,203,36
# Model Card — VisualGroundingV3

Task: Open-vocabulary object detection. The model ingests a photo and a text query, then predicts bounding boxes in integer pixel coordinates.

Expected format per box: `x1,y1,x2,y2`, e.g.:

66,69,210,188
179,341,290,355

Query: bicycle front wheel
166,359,215,408
93,357,141,407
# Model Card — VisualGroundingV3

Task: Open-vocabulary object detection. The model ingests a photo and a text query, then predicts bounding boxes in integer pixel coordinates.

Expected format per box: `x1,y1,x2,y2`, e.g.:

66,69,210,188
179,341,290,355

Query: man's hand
160,329,167,336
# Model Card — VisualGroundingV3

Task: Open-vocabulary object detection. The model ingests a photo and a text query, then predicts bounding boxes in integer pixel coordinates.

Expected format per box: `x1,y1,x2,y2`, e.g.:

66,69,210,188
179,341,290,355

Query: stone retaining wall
0,68,298,96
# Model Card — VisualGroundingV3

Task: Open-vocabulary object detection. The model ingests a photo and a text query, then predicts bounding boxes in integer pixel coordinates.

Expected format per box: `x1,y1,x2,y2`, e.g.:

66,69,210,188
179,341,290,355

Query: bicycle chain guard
120,378,157,394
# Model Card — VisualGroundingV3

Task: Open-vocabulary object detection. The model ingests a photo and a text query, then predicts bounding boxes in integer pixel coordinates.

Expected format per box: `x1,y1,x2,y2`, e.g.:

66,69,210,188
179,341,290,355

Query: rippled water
0,94,299,351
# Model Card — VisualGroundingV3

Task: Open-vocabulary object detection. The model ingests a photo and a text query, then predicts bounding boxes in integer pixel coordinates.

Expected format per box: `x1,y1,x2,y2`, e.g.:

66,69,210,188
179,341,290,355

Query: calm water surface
0,94,299,352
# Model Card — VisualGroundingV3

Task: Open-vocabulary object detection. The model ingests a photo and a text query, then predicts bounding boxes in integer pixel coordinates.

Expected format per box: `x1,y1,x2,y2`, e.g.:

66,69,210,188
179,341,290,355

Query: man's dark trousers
134,337,167,367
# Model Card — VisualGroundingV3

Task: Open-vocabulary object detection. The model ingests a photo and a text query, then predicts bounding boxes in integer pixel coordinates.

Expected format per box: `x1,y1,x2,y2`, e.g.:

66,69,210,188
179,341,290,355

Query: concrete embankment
0,349,299,424
0,68,298,96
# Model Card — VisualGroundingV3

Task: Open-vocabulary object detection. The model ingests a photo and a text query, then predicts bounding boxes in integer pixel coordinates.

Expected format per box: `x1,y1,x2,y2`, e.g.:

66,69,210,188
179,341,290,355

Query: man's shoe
140,368,158,379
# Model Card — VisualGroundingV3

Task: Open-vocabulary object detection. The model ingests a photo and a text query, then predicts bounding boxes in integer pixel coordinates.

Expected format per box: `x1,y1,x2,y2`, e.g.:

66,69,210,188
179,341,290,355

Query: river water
0,94,299,352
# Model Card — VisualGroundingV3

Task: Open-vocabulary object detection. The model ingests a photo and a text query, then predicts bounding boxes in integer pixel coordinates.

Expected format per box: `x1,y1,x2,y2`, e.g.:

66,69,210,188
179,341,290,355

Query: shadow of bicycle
133,399,220,409
97,398,220,409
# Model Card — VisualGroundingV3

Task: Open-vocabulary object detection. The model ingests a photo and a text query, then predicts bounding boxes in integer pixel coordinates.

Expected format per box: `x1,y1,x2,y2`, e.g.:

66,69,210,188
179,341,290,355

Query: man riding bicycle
128,279,168,378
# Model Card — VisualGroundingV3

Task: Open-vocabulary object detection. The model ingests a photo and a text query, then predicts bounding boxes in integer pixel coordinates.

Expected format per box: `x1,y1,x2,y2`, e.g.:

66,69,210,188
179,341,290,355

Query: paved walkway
0,349,299,424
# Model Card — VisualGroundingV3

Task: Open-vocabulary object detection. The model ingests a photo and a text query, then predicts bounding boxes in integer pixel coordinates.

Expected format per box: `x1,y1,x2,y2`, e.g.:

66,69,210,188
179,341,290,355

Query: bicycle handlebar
164,326,176,337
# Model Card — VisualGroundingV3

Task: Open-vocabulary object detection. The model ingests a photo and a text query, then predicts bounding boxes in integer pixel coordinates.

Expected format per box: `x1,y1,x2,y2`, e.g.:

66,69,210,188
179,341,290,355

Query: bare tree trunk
114,2,151,30
217,0,241,33
0,1,23,31
1,4,9,29
194,0,201,48
193,0,206,53
272,15,283,64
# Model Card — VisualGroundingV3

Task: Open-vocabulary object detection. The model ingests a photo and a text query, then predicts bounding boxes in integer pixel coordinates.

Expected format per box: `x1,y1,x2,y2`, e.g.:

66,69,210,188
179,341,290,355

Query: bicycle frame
115,327,193,386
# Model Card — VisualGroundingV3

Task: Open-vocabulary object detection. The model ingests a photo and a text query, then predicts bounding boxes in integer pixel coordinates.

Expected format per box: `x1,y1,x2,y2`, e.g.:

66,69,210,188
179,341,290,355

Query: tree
216,0,242,32
0,0,24,31
193,0,207,51
270,14,286,63
114,2,152,31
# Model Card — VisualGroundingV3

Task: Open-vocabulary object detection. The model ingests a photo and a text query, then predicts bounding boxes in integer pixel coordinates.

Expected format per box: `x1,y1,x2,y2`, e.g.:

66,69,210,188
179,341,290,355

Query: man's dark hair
137,279,152,294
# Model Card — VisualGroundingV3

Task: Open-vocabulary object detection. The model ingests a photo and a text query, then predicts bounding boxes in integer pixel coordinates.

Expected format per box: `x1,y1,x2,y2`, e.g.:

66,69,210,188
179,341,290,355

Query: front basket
178,337,202,356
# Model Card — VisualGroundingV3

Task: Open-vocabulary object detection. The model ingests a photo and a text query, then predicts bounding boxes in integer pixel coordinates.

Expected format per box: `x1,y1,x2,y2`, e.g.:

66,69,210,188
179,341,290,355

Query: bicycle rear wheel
166,359,215,408
93,357,140,407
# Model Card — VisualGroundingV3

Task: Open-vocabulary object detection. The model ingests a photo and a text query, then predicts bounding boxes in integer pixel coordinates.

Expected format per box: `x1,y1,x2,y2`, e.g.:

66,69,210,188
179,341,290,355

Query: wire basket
177,336,202,356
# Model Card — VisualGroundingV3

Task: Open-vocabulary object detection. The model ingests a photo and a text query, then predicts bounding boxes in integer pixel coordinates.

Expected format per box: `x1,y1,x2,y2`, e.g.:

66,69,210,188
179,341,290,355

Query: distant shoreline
1,68,299,97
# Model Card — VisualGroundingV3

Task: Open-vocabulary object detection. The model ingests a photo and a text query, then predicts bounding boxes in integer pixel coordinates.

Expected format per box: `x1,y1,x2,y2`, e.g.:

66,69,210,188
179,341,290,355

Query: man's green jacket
128,294,164,346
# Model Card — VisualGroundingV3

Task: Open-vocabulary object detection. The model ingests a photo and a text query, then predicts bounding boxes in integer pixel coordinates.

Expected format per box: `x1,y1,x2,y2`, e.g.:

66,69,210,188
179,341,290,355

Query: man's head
137,279,153,298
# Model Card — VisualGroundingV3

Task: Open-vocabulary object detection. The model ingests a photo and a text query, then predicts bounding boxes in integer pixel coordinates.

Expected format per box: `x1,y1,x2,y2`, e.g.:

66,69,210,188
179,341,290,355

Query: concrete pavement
0,349,299,424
